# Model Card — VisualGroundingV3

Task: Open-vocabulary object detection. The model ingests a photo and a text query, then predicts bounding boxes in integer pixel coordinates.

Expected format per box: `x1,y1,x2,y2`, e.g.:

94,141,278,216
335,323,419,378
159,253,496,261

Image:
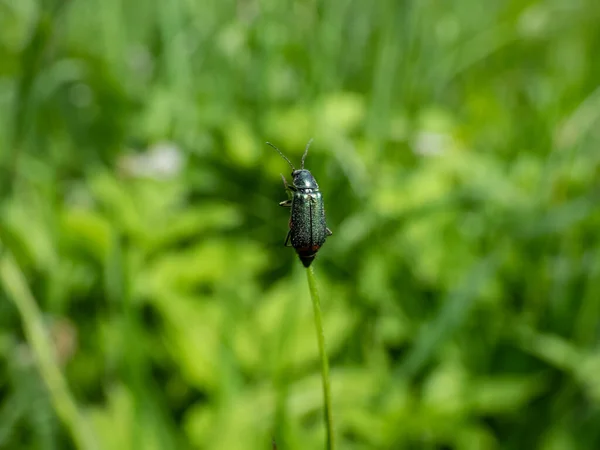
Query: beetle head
292,169,318,189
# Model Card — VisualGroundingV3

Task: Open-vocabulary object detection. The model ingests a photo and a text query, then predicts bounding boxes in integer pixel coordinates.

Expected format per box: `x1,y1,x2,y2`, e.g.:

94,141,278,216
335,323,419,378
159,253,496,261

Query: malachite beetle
267,139,332,267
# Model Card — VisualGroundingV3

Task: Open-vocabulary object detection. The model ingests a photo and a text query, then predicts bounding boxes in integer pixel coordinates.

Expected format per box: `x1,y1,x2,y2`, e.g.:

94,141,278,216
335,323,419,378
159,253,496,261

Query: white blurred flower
413,131,451,157
118,142,184,179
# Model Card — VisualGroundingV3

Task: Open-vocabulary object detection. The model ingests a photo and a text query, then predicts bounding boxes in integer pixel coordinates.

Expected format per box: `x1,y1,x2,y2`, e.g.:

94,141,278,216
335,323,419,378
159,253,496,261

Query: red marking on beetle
296,244,321,254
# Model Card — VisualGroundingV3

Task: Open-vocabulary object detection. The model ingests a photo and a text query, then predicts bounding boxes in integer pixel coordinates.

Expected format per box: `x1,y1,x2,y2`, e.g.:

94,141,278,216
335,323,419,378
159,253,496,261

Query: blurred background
2,0,600,449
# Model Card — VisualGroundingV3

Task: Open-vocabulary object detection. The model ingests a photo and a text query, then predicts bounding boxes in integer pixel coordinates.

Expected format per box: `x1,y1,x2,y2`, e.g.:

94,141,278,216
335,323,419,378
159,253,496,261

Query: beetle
267,139,332,267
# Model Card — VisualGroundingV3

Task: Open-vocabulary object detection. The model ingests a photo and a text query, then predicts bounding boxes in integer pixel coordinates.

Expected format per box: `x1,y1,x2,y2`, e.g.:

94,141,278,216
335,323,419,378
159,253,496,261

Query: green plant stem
0,251,97,450
306,265,334,450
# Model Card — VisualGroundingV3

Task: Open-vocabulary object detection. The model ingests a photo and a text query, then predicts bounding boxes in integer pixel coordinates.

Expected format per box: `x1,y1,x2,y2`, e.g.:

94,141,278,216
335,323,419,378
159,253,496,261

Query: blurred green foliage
2,0,600,449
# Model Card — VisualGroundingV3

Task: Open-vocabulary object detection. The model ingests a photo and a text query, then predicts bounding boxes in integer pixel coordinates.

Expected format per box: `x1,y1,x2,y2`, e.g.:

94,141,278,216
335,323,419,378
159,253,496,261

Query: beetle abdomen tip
299,255,315,267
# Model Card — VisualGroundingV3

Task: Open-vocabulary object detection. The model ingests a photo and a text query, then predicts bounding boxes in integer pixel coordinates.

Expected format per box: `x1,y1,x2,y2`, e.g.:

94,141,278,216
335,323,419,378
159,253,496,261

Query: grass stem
306,265,334,450
0,251,97,450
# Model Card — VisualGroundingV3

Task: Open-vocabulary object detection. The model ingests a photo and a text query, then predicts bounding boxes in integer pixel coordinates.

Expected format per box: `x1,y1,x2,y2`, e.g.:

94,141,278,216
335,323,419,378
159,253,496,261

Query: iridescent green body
268,140,332,267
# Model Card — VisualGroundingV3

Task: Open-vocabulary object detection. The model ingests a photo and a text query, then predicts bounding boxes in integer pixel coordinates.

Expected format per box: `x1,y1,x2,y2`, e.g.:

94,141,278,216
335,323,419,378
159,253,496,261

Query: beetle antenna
301,138,313,169
266,142,295,170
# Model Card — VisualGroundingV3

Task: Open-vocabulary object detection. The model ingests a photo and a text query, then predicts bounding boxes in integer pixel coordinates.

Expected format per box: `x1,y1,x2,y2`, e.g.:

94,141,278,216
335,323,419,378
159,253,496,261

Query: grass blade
306,265,334,450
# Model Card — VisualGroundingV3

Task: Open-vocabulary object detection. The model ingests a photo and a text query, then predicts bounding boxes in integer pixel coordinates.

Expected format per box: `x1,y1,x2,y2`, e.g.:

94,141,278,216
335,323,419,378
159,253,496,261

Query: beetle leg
279,199,292,207
281,174,297,192
326,227,333,236
284,230,293,247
